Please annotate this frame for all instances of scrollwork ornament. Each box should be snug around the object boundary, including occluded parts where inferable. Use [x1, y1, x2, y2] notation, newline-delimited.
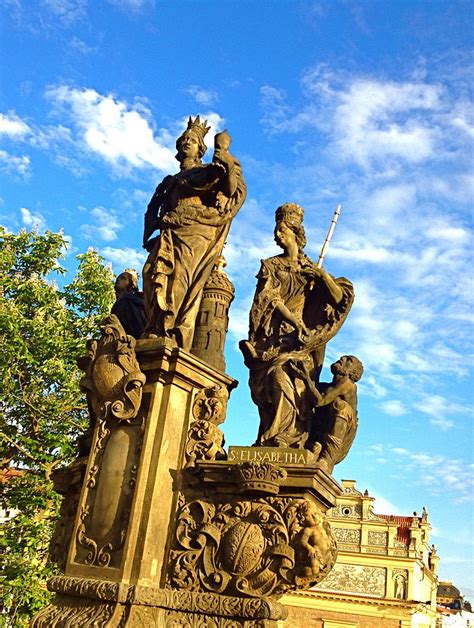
[76, 506, 128, 568]
[185, 419, 226, 466]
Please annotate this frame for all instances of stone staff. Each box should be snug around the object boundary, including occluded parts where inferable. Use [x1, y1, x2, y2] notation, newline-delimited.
[316, 204, 341, 268]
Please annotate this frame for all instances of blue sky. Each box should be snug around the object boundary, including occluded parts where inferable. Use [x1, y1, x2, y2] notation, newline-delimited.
[1, 0, 473, 597]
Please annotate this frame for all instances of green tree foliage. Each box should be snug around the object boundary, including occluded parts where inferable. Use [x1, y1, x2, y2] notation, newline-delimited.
[0, 227, 115, 625]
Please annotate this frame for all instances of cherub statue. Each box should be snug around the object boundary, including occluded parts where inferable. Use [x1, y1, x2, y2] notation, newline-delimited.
[142, 116, 246, 350]
[293, 500, 336, 584]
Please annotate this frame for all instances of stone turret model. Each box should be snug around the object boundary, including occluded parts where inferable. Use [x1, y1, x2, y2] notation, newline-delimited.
[191, 255, 235, 372]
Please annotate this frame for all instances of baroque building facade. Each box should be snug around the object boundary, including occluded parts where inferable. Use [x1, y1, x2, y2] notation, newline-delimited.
[281, 479, 439, 628]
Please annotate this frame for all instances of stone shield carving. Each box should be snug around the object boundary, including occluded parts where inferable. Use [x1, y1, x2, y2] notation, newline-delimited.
[79, 314, 146, 423]
[168, 494, 337, 598]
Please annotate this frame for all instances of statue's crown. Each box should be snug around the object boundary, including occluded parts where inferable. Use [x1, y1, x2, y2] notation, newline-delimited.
[275, 202, 304, 228]
[185, 115, 211, 142]
[123, 268, 139, 289]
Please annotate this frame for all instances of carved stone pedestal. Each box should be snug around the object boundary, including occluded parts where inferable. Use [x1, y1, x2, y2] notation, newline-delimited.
[33, 333, 341, 627]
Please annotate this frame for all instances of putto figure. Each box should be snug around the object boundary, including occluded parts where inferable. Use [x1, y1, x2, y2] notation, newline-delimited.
[240, 203, 354, 449]
[142, 116, 246, 350]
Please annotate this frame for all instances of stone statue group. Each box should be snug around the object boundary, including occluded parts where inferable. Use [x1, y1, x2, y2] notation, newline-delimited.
[113, 116, 363, 475]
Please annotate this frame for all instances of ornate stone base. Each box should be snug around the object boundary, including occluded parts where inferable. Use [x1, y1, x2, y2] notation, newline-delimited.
[32, 576, 287, 627]
[32, 336, 342, 627]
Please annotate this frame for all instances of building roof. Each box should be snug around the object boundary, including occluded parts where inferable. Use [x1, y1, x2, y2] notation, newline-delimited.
[437, 582, 461, 598]
[378, 514, 420, 546]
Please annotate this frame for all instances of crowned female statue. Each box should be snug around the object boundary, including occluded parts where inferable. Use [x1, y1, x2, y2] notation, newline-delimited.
[142, 116, 246, 350]
[240, 203, 354, 449]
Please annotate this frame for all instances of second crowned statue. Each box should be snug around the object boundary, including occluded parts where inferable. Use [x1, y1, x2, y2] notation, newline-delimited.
[142, 116, 246, 350]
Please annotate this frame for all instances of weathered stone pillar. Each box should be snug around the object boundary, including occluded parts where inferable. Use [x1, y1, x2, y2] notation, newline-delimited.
[32, 336, 238, 625]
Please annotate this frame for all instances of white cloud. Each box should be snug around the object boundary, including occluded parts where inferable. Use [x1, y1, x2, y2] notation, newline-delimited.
[68, 36, 97, 55]
[380, 400, 407, 417]
[106, 0, 152, 10]
[80, 206, 122, 242]
[0, 149, 31, 177]
[389, 446, 474, 503]
[261, 68, 447, 171]
[40, 0, 87, 25]
[186, 85, 219, 107]
[0, 112, 31, 138]
[46, 86, 177, 174]
[101, 246, 147, 273]
[413, 394, 471, 431]
[20, 207, 46, 230]
[371, 493, 403, 516]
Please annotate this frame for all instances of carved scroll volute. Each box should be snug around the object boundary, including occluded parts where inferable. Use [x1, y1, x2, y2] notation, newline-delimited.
[79, 314, 146, 423]
[185, 385, 229, 466]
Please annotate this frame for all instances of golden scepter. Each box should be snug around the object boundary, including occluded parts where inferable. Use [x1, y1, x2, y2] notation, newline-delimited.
[316, 204, 341, 268]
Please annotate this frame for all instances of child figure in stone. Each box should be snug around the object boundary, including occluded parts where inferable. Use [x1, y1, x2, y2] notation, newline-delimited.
[294, 501, 334, 584]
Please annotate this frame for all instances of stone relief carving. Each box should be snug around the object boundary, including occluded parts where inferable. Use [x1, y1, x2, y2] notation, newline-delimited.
[332, 527, 361, 544]
[233, 461, 287, 495]
[142, 117, 246, 351]
[240, 203, 354, 450]
[168, 494, 337, 598]
[316, 564, 387, 597]
[341, 485, 362, 496]
[31, 595, 124, 627]
[185, 385, 229, 466]
[72, 376, 148, 571]
[38, 576, 287, 626]
[193, 385, 228, 425]
[368, 530, 388, 546]
[366, 505, 386, 522]
[394, 538, 408, 548]
[74, 415, 145, 569]
[48, 458, 87, 571]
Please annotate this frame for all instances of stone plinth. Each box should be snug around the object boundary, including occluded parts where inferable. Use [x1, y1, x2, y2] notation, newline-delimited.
[33, 340, 341, 627]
